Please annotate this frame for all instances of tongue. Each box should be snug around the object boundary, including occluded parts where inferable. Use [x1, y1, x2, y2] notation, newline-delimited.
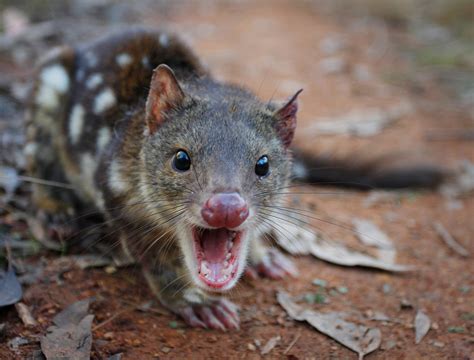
[201, 228, 229, 263]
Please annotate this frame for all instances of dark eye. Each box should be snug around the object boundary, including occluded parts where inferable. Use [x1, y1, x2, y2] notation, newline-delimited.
[173, 150, 191, 172]
[255, 155, 270, 177]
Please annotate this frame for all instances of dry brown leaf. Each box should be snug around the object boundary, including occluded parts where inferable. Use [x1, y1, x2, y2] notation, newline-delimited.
[41, 299, 93, 360]
[414, 310, 430, 344]
[353, 218, 397, 264]
[277, 291, 381, 359]
[273, 220, 411, 272]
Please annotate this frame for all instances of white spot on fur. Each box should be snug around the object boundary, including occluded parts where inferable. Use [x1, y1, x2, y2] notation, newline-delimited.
[96, 127, 111, 153]
[35, 85, 59, 109]
[80, 153, 98, 201]
[24, 142, 38, 156]
[159, 33, 169, 47]
[86, 73, 103, 89]
[94, 88, 116, 114]
[108, 159, 128, 194]
[69, 105, 85, 144]
[35, 64, 70, 109]
[40, 65, 70, 93]
[116, 53, 132, 67]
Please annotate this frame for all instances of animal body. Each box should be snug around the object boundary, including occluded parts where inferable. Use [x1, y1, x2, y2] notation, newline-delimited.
[25, 28, 445, 330]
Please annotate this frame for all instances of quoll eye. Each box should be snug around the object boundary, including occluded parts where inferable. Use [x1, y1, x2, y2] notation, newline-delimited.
[173, 150, 191, 172]
[255, 155, 270, 177]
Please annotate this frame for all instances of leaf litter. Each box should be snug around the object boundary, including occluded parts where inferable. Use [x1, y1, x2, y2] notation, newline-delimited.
[277, 291, 381, 359]
[414, 310, 431, 344]
[0, 244, 22, 307]
[273, 219, 411, 272]
[40, 298, 94, 360]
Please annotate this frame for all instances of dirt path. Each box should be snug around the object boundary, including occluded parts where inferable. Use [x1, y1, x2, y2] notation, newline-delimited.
[1, 1, 473, 359]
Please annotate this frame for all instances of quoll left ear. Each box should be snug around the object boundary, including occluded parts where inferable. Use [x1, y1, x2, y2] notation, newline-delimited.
[145, 64, 185, 134]
[273, 89, 303, 148]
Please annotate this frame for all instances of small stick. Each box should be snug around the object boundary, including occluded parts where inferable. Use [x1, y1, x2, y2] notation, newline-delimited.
[433, 222, 469, 257]
[284, 331, 301, 355]
[15, 302, 38, 327]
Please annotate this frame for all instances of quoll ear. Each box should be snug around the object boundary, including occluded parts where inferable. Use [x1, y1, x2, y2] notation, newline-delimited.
[273, 89, 303, 148]
[145, 64, 185, 134]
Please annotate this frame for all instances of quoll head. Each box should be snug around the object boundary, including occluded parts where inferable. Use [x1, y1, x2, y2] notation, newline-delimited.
[141, 64, 302, 291]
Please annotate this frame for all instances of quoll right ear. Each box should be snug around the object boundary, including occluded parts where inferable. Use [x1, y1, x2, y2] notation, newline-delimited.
[272, 89, 303, 148]
[145, 64, 185, 134]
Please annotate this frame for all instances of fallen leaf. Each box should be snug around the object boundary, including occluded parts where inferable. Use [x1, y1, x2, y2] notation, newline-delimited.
[260, 335, 281, 355]
[414, 310, 430, 344]
[0, 265, 22, 307]
[309, 239, 411, 272]
[353, 218, 396, 264]
[278, 291, 381, 359]
[53, 299, 91, 327]
[40, 299, 94, 360]
[273, 221, 411, 272]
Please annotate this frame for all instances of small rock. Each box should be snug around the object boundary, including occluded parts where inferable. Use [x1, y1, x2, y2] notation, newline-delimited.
[103, 332, 114, 340]
[247, 343, 256, 351]
[400, 299, 413, 309]
[104, 266, 117, 274]
[161, 346, 171, 353]
[431, 340, 445, 348]
[8, 336, 29, 351]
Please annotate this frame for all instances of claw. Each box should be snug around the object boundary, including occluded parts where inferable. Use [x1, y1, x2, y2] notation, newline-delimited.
[196, 306, 226, 331]
[248, 249, 298, 280]
[173, 298, 240, 331]
[178, 307, 207, 329]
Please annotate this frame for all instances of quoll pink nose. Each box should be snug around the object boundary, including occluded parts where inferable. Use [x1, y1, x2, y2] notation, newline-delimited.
[201, 192, 249, 228]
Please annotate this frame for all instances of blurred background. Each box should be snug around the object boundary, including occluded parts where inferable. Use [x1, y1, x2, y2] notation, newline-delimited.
[0, 1, 472, 359]
[0, 0, 473, 166]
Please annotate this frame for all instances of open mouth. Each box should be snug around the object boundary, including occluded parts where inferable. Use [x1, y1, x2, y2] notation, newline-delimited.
[192, 227, 243, 289]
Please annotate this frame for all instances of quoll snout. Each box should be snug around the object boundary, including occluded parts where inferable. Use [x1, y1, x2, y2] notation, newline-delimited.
[201, 192, 249, 228]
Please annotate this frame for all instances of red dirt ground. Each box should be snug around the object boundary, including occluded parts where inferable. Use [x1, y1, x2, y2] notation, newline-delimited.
[1, 1, 473, 359]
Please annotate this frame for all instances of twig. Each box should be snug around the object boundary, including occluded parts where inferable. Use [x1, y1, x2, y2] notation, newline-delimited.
[433, 222, 469, 257]
[15, 302, 38, 326]
[284, 331, 301, 355]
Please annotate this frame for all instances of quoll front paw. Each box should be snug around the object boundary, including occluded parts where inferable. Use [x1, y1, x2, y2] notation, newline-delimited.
[176, 297, 240, 331]
[246, 248, 298, 280]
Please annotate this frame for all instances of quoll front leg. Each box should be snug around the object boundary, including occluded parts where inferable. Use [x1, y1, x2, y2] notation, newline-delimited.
[246, 234, 298, 280]
[143, 263, 240, 330]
